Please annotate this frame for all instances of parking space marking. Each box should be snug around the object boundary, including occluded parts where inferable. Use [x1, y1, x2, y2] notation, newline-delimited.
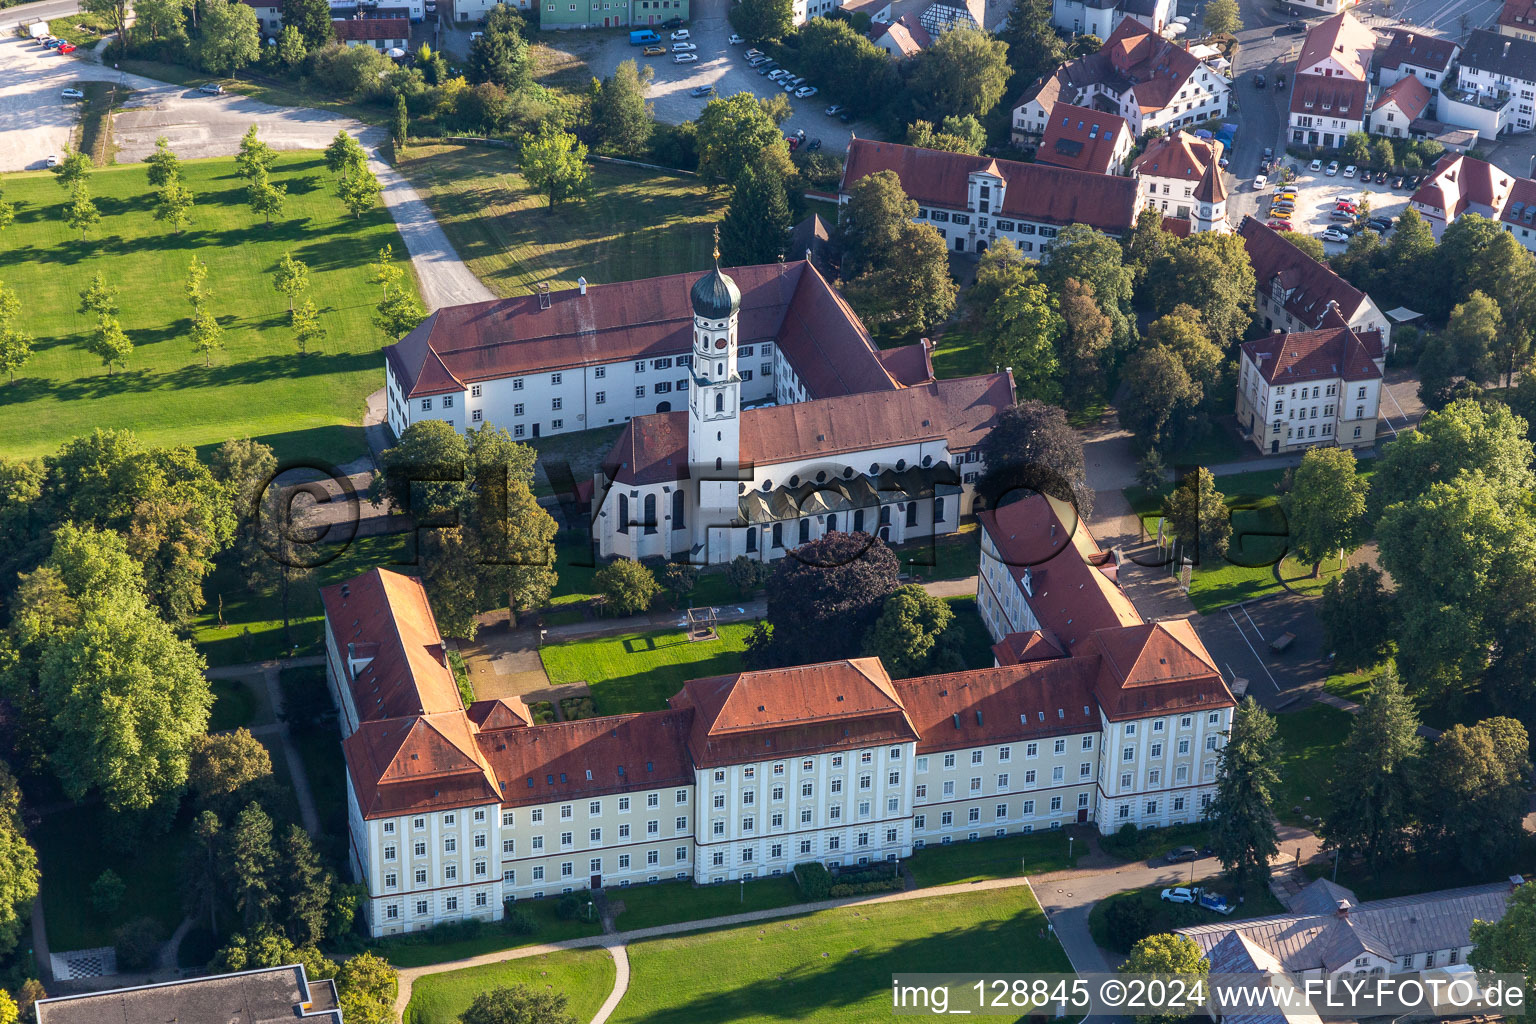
[1240, 603, 1267, 643]
[1225, 606, 1281, 694]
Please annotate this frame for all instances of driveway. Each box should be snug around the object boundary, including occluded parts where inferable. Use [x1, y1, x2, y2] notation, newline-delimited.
[0, 35, 492, 310]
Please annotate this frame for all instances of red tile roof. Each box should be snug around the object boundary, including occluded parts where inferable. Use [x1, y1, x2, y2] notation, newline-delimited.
[978, 494, 1141, 653]
[992, 630, 1066, 665]
[601, 372, 1013, 485]
[1036, 103, 1131, 175]
[479, 710, 696, 807]
[1373, 73, 1431, 120]
[1090, 620, 1229, 720]
[1288, 75, 1368, 120]
[1132, 131, 1221, 183]
[871, 14, 932, 54]
[1238, 217, 1375, 329]
[1411, 154, 1518, 222]
[841, 139, 1140, 235]
[385, 261, 898, 401]
[1500, 0, 1536, 32]
[1240, 324, 1384, 386]
[332, 17, 408, 40]
[876, 341, 935, 386]
[321, 569, 462, 723]
[1499, 176, 1536, 227]
[894, 661, 1098, 753]
[345, 712, 501, 818]
[1100, 17, 1205, 112]
[1376, 28, 1458, 72]
[1161, 216, 1192, 238]
[670, 660, 920, 767]
[1296, 11, 1376, 80]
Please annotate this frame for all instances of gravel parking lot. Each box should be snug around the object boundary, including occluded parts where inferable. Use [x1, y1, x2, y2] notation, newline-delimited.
[1249, 162, 1415, 253]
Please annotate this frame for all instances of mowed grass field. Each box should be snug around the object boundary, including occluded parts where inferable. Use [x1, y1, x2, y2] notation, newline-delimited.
[404, 948, 616, 1024]
[0, 152, 417, 462]
[398, 144, 727, 296]
[539, 622, 756, 713]
[608, 886, 1068, 1024]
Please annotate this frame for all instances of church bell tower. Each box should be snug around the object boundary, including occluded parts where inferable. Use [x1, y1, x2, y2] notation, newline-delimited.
[687, 228, 742, 480]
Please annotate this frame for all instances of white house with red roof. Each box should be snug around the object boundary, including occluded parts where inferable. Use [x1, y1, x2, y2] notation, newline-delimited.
[1036, 103, 1135, 175]
[1130, 130, 1229, 232]
[325, 500, 1234, 933]
[1235, 315, 1386, 453]
[1501, 0, 1536, 40]
[332, 16, 410, 48]
[840, 138, 1144, 256]
[1374, 29, 1459, 91]
[1370, 75, 1431, 138]
[870, 14, 932, 58]
[1409, 154, 1536, 251]
[1238, 217, 1392, 348]
[1288, 11, 1374, 147]
[1011, 18, 1231, 141]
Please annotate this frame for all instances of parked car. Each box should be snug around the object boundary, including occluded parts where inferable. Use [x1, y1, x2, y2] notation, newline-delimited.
[785, 135, 801, 151]
[1309, 158, 1323, 171]
[796, 85, 817, 98]
[1253, 174, 1267, 190]
[61, 87, 84, 99]
[1281, 19, 1306, 32]
[1268, 219, 1293, 231]
[57, 41, 76, 53]
[1375, 169, 1389, 183]
[838, 112, 852, 122]
[45, 154, 60, 167]
[1329, 210, 1357, 222]
[644, 45, 666, 55]
[673, 53, 697, 63]
[1269, 208, 1293, 220]
[745, 47, 763, 58]
[769, 69, 789, 80]
[1392, 175, 1406, 189]
[672, 41, 696, 52]
[37, 35, 52, 46]
[198, 82, 225, 95]
[1343, 164, 1357, 178]
[1253, 72, 1265, 88]
[1368, 216, 1394, 231]
[1274, 188, 1297, 199]
[825, 103, 844, 116]
[1165, 847, 1200, 864]
[1161, 887, 1198, 904]
[469, 30, 483, 40]
[1322, 227, 1351, 243]
[689, 84, 714, 97]
[670, 28, 690, 39]
[807, 137, 822, 150]
[757, 63, 777, 75]
[1263, 146, 1274, 160]
[661, 15, 683, 27]
[728, 33, 744, 43]
[1326, 161, 1340, 175]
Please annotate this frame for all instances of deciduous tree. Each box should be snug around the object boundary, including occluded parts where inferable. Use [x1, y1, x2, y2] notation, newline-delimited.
[461, 985, 576, 1024]
[977, 400, 1092, 516]
[1320, 565, 1394, 669]
[1120, 934, 1209, 1024]
[909, 27, 1010, 120]
[77, 271, 119, 319]
[336, 163, 382, 219]
[728, 0, 793, 42]
[154, 179, 195, 234]
[64, 182, 100, 240]
[1202, 0, 1241, 33]
[1145, 233, 1256, 346]
[1058, 278, 1112, 411]
[1369, 399, 1534, 515]
[88, 314, 131, 374]
[273, 252, 309, 312]
[196, 0, 260, 73]
[594, 558, 659, 615]
[1164, 467, 1230, 562]
[291, 299, 326, 355]
[1038, 224, 1135, 352]
[146, 136, 181, 188]
[186, 253, 210, 309]
[862, 584, 960, 678]
[374, 288, 425, 341]
[1209, 697, 1281, 893]
[1119, 345, 1200, 453]
[0, 764, 38, 960]
[190, 307, 224, 364]
[590, 59, 654, 156]
[1419, 717, 1530, 872]
[519, 125, 589, 208]
[844, 221, 957, 336]
[837, 169, 915, 275]
[187, 729, 273, 815]
[236, 125, 278, 181]
[50, 148, 90, 191]
[695, 92, 786, 184]
[334, 952, 397, 1024]
[324, 130, 368, 175]
[1283, 446, 1368, 576]
[247, 168, 286, 227]
[751, 532, 900, 667]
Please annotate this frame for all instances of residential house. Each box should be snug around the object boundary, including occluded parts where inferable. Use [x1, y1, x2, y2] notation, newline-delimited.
[36, 965, 343, 1024]
[1182, 876, 1523, 986]
[1287, 0, 1360, 14]
[1294, 10, 1374, 81]
[841, 138, 1144, 255]
[332, 16, 410, 48]
[1234, 314, 1386, 453]
[1500, 0, 1536, 41]
[1409, 153, 1536, 252]
[1012, 18, 1231, 140]
[1130, 130, 1229, 232]
[842, 0, 893, 22]
[1035, 103, 1135, 175]
[326, 497, 1235, 935]
[1370, 74, 1431, 137]
[1373, 28, 1458, 91]
[474, 0, 688, 29]
[1289, 75, 1370, 147]
[1050, 0, 1175, 40]
[241, 0, 284, 34]
[870, 14, 932, 58]
[1237, 217, 1393, 347]
[1441, 28, 1536, 137]
[918, 0, 984, 34]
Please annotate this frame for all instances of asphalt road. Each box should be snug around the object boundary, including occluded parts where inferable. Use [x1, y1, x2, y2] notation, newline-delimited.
[0, 0, 82, 32]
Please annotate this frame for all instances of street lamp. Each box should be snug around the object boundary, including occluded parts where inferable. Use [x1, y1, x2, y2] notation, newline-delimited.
[740, 877, 745, 903]
[1068, 835, 1075, 863]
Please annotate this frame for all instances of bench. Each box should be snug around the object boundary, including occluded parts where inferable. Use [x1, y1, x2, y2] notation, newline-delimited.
[1269, 631, 1296, 654]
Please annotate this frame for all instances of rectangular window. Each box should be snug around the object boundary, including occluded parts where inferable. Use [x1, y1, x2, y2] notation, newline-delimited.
[551, 373, 562, 385]
[595, 391, 606, 404]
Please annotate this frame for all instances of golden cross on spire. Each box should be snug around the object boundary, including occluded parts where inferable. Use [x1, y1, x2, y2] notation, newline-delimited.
[713, 224, 720, 263]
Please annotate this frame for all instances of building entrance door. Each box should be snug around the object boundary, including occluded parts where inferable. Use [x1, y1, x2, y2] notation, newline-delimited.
[590, 874, 601, 890]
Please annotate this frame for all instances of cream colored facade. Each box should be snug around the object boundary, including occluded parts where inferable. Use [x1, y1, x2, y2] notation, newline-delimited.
[913, 737, 1097, 842]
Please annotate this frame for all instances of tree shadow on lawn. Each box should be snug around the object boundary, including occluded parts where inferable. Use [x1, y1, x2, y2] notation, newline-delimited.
[20, 348, 377, 400]
[618, 905, 1057, 1024]
[585, 644, 750, 714]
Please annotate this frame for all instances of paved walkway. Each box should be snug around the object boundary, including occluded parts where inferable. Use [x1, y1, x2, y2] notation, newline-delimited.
[209, 657, 326, 834]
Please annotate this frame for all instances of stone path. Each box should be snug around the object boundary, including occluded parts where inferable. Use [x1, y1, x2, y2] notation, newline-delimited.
[209, 657, 326, 835]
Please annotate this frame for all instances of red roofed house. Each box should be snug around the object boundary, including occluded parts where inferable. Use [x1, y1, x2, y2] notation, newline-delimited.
[1289, 11, 1375, 147]
[870, 14, 932, 58]
[326, 500, 1232, 933]
[1374, 28, 1459, 91]
[1501, 0, 1536, 41]
[1036, 103, 1135, 176]
[1130, 130, 1229, 232]
[1011, 17, 1231, 140]
[1370, 74, 1431, 138]
[840, 138, 1144, 257]
[332, 17, 410, 49]
[1409, 153, 1536, 249]
[1235, 314, 1386, 452]
[1238, 216, 1392, 348]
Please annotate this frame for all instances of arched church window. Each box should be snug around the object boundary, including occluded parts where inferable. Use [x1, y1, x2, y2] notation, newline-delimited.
[816, 471, 826, 483]
[643, 494, 657, 535]
[921, 455, 932, 468]
[716, 457, 722, 470]
[673, 490, 686, 529]
[789, 475, 800, 487]
[896, 459, 907, 471]
[715, 393, 724, 413]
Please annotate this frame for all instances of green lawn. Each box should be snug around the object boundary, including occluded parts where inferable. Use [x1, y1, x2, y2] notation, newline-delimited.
[893, 524, 979, 582]
[905, 829, 1080, 888]
[404, 948, 617, 1024]
[539, 622, 757, 714]
[398, 144, 727, 296]
[1323, 663, 1388, 704]
[612, 875, 805, 932]
[925, 323, 988, 379]
[1272, 703, 1353, 827]
[208, 677, 258, 732]
[192, 532, 415, 667]
[546, 534, 756, 614]
[0, 152, 416, 464]
[34, 804, 192, 950]
[42, 11, 114, 48]
[609, 886, 1069, 1024]
[1088, 877, 1286, 954]
[370, 897, 604, 968]
[1098, 821, 1212, 863]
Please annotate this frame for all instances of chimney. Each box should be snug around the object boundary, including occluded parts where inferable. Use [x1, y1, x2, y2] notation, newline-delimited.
[1336, 899, 1352, 918]
[578, 276, 587, 296]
